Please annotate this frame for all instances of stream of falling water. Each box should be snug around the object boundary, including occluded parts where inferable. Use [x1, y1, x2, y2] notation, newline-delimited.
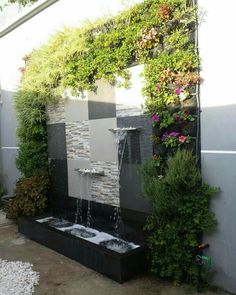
[76, 172, 91, 225]
[111, 130, 128, 235]
[75, 173, 84, 224]
[86, 200, 91, 227]
[75, 198, 83, 224]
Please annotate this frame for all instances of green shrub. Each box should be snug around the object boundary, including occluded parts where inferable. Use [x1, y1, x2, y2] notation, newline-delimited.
[16, 141, 48, 178]
[142, 150, 218, 284]
[6, 171, 49, 219]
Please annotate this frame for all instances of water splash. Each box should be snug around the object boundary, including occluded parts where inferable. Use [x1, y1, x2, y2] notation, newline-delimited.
[100, 238, 133, 253]
[75, 198, 83, 224]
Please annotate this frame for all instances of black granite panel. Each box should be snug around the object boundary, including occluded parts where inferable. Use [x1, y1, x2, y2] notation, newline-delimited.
[88, 101, 116, 120]
[48, 159, 68, 211]
[117, 115, 152, 164]
[47, 123, 67, 159]
[130, 132, 141, 164]
[120, 163, 152, 214]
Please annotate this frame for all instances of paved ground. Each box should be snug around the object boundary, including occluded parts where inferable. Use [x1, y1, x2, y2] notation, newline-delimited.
[0, 214, 231, 295]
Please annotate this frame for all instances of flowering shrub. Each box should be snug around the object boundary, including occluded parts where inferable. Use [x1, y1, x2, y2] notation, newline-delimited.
[162, 132, 190, 148]
[151, 110, 175, 129]
[174, 71, 200, 88]
[175, 87, 188, 101]
[152, 109, 194, 130]
[137, 28, 160, 50]
[175, 109, 195, 123]
[151, 114, 159, 126]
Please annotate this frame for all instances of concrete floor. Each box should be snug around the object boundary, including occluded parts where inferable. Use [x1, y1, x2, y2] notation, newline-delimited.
[0, 216, 231, 295]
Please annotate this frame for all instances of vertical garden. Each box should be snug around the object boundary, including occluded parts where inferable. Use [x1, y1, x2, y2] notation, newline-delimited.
[7, 0, 218, 285]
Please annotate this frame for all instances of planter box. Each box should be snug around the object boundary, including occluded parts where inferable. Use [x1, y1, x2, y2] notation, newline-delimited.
[18, 216, 147, 283]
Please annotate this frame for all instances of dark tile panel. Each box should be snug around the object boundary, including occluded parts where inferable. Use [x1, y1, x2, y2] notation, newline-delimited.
[119, 163, 152, 214]
[47, 123, 67, 159]
[117, 115, 152, 164]
[48, 159, 68, 211]
[88, 101, 116, 120]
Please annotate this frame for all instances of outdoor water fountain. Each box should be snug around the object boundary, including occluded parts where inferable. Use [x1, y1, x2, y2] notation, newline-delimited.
[18, 122, 146, 282]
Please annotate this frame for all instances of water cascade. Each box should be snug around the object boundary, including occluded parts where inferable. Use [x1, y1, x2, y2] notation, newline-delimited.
[75, 168, 104, 227]
[109, 127, 141, 236]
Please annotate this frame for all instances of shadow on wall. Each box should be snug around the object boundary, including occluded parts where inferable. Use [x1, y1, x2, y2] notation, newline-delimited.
[0, 89, 21, 194]
[201, 104, 236, 293]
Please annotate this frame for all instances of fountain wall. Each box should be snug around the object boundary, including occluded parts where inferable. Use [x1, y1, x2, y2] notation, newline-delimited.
[47, 65, 152, 217]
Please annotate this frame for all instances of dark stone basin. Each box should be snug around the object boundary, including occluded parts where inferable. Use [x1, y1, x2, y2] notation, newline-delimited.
[100, 238, 133, 253]
[18, 216, 147, 283]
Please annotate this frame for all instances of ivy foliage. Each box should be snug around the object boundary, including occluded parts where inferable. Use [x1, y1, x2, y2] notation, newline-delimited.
[142, 150, 218, 284]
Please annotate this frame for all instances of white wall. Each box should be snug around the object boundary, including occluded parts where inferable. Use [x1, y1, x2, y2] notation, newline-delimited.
[0, 0, 142, 193]
[198, 0, 236, 293]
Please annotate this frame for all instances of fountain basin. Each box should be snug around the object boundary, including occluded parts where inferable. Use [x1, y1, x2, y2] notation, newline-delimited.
[40, 217, 73, 228]
[66, 228, 96, 239]
[100, 239, 133, 254]
[18, 215, 147, 283]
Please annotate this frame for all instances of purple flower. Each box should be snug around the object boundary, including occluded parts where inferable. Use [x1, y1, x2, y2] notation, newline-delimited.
[151, 114, 159, 123]
[162, 132, 169, 141]
[169, 132, 179, 137]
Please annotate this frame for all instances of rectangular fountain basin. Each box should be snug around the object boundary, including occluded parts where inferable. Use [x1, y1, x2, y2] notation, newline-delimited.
[18, 216, 147, 283]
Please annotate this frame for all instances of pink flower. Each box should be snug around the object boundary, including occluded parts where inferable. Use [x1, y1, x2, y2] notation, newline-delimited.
[179, 135, 186, 143]
[151, 114, 159, 122]
[156, 84, 161, 92]
[175, 88, 183, 95]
